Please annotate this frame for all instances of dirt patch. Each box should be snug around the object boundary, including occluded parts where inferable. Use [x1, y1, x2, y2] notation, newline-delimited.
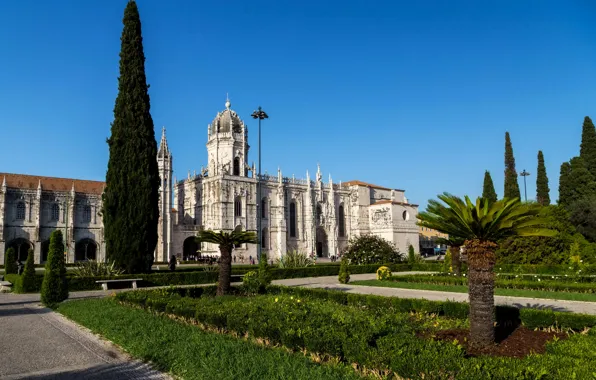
[427, 327, 568, 358]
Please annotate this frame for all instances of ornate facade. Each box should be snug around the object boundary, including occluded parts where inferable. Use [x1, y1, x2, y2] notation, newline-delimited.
[0, 99, 420, 265]
[156, 99, 420, 262]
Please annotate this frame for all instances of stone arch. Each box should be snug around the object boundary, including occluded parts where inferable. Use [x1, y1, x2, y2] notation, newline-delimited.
[261, 227, 269, 250]
[7, 238, 33, 262]
[183, 236, 199, 261]
[233, 157, 240, 176]
[316, 227, 328, 258]
[338, 203, 346, 237]
[261, 196, 268, 218]
[316, 203, 323, 225]
[75, 238, 97, 261]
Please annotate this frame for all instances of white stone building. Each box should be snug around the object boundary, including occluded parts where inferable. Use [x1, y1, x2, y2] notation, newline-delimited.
[156, 99, 420, 262]
[0, 99, 420, 265]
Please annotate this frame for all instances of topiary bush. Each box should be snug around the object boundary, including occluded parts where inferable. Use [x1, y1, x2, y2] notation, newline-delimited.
[258, 252, 272, 289]
[4, 247, 17, 275]
[338, 257, 350, 284]
[41, 230, 68, 307]
[342, 234, 403, 264]
[242, 271, 260, 294]
[20, 249, 37, 293]
[407, 244, 421, 264]
[376, 266, 392, 281]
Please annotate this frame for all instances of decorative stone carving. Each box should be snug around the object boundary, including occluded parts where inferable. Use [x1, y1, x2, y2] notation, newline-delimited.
[371, 207, 391, 227]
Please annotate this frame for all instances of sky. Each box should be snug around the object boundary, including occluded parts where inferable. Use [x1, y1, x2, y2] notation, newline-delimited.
[0, 0, 595, 209]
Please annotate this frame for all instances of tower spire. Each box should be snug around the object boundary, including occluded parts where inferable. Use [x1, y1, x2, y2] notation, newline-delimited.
[158, 126, 169, 157]
[225, 93, 231, 109]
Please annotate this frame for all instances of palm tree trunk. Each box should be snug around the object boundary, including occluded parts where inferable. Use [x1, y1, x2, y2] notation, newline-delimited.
[450, 246, 461, 276]
[217, 245, 232, 296]
[466, 239, 497, 354]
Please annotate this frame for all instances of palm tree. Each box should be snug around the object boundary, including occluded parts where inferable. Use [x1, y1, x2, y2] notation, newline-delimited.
[196, 229, 258, 296]
[417, 193, 555, 353]
[435, 236, 465, 276]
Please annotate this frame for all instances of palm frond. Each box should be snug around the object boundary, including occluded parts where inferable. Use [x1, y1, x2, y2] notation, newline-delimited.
[196, 229, 258, 249]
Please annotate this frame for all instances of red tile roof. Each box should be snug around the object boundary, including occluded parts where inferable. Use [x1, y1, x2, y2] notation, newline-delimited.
[0, 173, 105, 195]
[343, 180, 404, 192]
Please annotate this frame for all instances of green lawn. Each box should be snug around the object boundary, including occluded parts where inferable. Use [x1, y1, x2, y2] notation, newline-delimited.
[57, 298, 363, 380]
[351, 280, 596, 302]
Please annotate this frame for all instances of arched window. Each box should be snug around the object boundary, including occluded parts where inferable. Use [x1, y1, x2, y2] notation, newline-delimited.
[233, 157, 240, 176]
[261, 197, 267, 218]
[75, 239, 97, 261]
[234, 197, 242, 217]
[16, 202, 26, 220]
[261, 228, 268, 249]
[316, 204, 322, 224]
[83, 206, 92, 223]
[289, 202, 297, 237]
[51, 203, 60, 221]
[338, 204, 345, 237]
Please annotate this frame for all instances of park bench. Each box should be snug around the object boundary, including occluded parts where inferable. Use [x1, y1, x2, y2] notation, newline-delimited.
[0, 280, 12, 292]
[96, 278, 142, 291]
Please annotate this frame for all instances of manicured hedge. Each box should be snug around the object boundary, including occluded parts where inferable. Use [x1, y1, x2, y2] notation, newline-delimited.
[386, 274, 596, 293]
[115, 286, 596, 380]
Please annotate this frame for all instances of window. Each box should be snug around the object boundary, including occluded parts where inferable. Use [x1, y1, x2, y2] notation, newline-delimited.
[233, 157, 240, 176]
[403, 210, 410, 221]
[51, 203, 60, 221]
[338, 205, 345, 237]
[289, 202, 297, 237]
[83, 206, 92, 223]
[16, 202, 25, 220]
[261, 197, 267, 218]
[234, 197, 242, 217]
[316, 204, 322, 224]
[261, 228, 268, 249]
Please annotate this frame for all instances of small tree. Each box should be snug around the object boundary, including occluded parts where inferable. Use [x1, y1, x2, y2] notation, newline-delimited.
[504, 132, 521, 199]
[41, 230, 68, 307]
[536, 151, 551, 206]
[338, 257, 350, 284]
[482, 170, 498, 204]
[4, 247, 17, 275]
[343, 234, 402, 264]
[258, 251, 272, 289]
[21, 249, 37, 293]
[407, 244, 418, 264]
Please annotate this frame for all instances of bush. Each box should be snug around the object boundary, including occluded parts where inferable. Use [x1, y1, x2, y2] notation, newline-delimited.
[4, 247, 17, 275]
[40, 230, 68, 307]
[338, 257, 350, 284]
[376, 266, 392, 281]
[276, 250, 313, 268]
[443, 249, 452, 272]
[20, 249, 37, 293]
[258, 252, 272, 289]
[242, 271, 260, 294]
[407, 244, 420, 264]
[342, 234, 403, 264]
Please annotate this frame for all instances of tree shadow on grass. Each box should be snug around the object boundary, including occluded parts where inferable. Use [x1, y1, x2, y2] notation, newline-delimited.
[509, 302, 568, 313]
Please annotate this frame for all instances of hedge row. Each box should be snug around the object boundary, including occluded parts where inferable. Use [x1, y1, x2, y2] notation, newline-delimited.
[114, 286, 596, 379]
[386, 274, 596, 293]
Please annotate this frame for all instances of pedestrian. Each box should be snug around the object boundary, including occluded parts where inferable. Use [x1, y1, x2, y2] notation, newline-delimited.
[168, 255, 177, 271]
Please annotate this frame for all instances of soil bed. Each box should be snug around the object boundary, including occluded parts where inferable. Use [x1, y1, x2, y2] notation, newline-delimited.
[428, 327, 568, 358]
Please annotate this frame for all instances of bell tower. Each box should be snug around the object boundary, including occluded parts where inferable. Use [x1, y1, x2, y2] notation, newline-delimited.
[206, 96, 250, 177]
[157, 127, 173, 262]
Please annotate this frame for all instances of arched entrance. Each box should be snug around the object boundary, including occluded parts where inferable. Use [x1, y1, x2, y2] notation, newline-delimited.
[183, 236, 199, 261]
[7, 238, 33, 262]
[75, 239, 97, 261]
[316, 227, 328, 258]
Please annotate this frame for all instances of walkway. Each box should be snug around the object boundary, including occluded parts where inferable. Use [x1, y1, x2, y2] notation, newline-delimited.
[0, 299, 171, 379]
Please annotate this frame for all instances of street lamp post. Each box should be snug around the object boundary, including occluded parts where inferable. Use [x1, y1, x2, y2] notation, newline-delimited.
[520, 169, 530, 202]
[251, 106, 268, 263]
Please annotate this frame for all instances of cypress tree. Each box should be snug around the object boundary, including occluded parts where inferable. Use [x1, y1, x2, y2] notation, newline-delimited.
[558, 157, 596, 208]
[482, 170, 498, 204]
[580, 116, 596, 178]
[536, 150, 550, 206]
[40, 230, 68, 307]
[103, 0, 159, 273]
[4, 247, 17, 275]
[21, 249, 37, 293]
[504, 132, 521, 199]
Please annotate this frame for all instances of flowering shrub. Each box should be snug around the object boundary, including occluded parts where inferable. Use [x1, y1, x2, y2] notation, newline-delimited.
[342, 234, 403, 264]
[376, 266, 392, 281]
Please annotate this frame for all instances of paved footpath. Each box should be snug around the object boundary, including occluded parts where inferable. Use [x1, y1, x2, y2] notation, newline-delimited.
[2, 270, 596, 378]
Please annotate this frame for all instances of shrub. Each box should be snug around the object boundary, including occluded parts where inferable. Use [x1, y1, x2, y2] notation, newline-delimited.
[40, 230, 68, 307]
[276, 250, 313, 268]
[338, 257, 350, 284]
[376, 266, 392, 281]
[20, 249, 37, 293]
[407, 244, 419, 264]
[4, 247, 17, 275]
[443, 249, 452, 272]
[258, 252, 272, 289]
[342, 234, 403, 264]
[72, 260, 124, 277]
[242, 271, 260, 294]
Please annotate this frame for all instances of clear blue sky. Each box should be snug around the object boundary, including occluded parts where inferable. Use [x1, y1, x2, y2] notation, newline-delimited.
[1, 0, 595, 209]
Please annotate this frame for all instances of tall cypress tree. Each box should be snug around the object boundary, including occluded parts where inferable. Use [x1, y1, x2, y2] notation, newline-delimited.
[103, 0, 159, 273]
[558, 161, 572, 206]
[482, 170, 497, 204]
[536, 150, 550, 206]
[558, 157, 596, 208]
[504, 132, 521, 199]
[580, 116, 596, 178]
